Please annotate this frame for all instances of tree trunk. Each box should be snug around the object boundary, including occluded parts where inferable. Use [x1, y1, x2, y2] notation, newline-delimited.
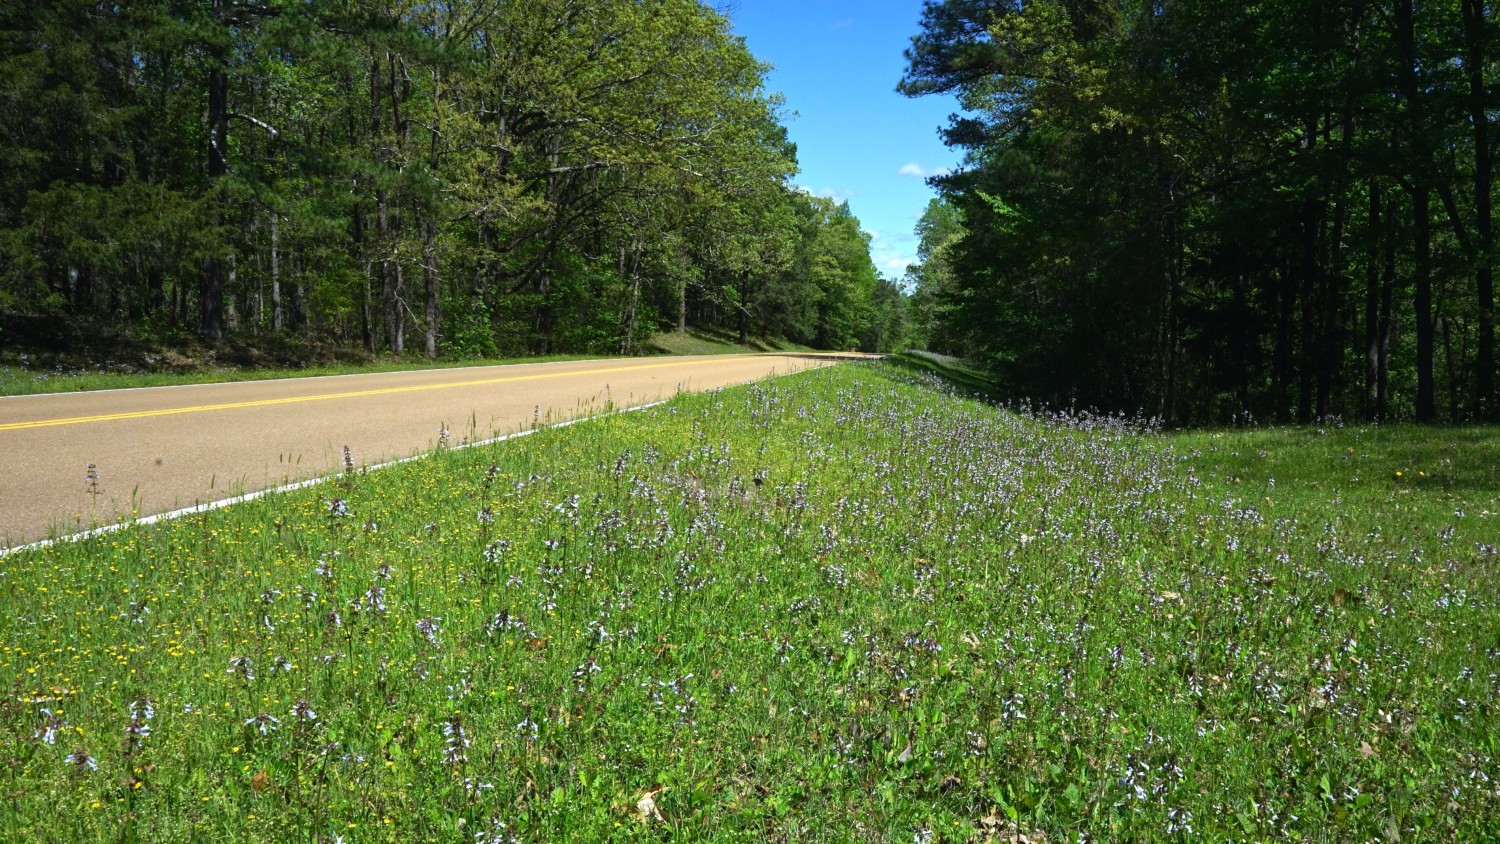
[1298, 207, 1317, 424]
[424, 219, 439, 359]
[200, 5, 229, 343]
[1413, 184, 1435, 421]
[148, 269, 164, 320]
[620, 240, 643, 355]
[533, 261, 553, 355]
[204, 60, 229, 340]
[1442, 310, 1460, 421]
[1465, 0, 1494, 418]
[224, 255, 239, 332]
[74, 264, 94, 313]
[423, 64, 444, 361]
[392, 260, 406, 355]
[1397, 0, 1435, 421]
[1379, 199, 1396, 420]
[1320, 95, 1357, 420]
[1365, 181, 1382, 417]
[1162, 161, 1182, 424]
[1272, 270, 1296, 423]
[362, 266, 375, 354]
[738, 272, 750, 346]
[270, 212, 282, 331]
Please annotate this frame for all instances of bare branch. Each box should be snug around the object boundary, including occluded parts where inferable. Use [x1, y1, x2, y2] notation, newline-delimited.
[228, 113, 281, 139]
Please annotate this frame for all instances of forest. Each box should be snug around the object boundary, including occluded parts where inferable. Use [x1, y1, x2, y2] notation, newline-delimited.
[903, 0, 1500, 424]
[0, 0, 902, 359]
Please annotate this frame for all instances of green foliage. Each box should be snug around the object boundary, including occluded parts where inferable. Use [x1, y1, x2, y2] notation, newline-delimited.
[0, 0, 904, 359]
[904, 0, 1500, 424]
[440, 297, 501, 361]
[905, 197, 967, 354]
[1, 363, 1496, 839]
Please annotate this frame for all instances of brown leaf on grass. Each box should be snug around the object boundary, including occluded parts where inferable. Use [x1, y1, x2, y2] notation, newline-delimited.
[250, 769, 271, 794]
[977, 808, 1049, 843]
[1359, 740, 1378, 759]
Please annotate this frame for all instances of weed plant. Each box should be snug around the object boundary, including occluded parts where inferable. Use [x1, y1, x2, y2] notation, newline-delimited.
[0, 363, 1496, 841]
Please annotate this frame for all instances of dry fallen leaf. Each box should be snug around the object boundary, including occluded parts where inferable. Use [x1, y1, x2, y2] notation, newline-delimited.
[637, 787, 666, 825]
[978, 808, 1049, 844]
[895, 739, 913, 764]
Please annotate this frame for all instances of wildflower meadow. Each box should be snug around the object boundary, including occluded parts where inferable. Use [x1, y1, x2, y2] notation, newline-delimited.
[1, 362, 1496, 842]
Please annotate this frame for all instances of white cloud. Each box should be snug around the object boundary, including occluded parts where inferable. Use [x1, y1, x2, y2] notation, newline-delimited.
[899, 163, 951, 179]
[869, 234, 917, 279]
[796, 184, 856, 202]
[830, 17, 855, 31]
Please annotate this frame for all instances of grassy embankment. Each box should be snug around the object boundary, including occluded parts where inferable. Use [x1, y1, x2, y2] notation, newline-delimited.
[642, 328, 816, 358]
[0, 314, 812, 397]
[1, 362, 1496, 841]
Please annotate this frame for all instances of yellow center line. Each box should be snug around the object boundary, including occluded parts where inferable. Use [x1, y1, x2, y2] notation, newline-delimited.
[0, 358, 732, 432]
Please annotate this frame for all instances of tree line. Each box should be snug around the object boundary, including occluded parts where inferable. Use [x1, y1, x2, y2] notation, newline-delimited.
[0, 0, 903, 357]
[902, 0, 1497, 423]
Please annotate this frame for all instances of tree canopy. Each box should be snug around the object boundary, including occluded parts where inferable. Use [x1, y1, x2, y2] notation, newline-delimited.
[0, 0, 905, 356]
[903, 0, 1499, 423]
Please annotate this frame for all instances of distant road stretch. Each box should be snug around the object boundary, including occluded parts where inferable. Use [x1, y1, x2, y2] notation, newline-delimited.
[0, 353, 858, 549]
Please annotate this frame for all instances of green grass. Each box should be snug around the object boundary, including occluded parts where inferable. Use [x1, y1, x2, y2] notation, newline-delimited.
[1, 363, 1497, 841]
[644, 328, 816, 357]
[887, 351, 997, 395]
[0, 354, 627, 398]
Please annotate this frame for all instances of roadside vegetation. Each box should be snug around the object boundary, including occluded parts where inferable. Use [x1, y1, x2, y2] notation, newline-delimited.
[903, 1, 1499, 426]
[0, 314, 814, 398]
[1, 2, 905, 362]
[885, 352, 998, 397]
[1, 362, 1496, 841]
[0, 354, 622, 399]
[643, 329, 817, 359]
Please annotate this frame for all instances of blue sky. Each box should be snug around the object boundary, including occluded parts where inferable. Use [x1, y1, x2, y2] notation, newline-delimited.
[724, 1, 961, 280]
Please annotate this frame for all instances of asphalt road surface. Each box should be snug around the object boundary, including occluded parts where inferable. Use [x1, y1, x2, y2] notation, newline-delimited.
[0, 353, 853, 549]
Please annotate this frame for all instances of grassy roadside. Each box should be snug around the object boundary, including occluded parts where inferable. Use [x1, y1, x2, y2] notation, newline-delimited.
[885, 351, 997, 395]
[644, 327, 817, 357]
[0, 324, 811, 398]
[0, 353, 628, 398]
[1, 362, 1496, 841]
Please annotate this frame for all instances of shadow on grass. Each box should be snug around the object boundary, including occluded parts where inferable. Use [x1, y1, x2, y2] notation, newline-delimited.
[883, 351, 998, 397]
[645, 327, 815, 356]
[1181, 423, 1500, 497]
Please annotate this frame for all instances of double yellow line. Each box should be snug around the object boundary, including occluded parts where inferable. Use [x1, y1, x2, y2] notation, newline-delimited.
[0, 359, 717, 432]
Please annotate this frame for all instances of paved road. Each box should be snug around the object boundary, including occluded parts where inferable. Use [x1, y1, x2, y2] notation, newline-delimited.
[0, 353, 852, 549]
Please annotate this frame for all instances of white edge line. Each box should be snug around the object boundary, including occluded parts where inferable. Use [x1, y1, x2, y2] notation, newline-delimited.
[1, 398, 671, 557]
